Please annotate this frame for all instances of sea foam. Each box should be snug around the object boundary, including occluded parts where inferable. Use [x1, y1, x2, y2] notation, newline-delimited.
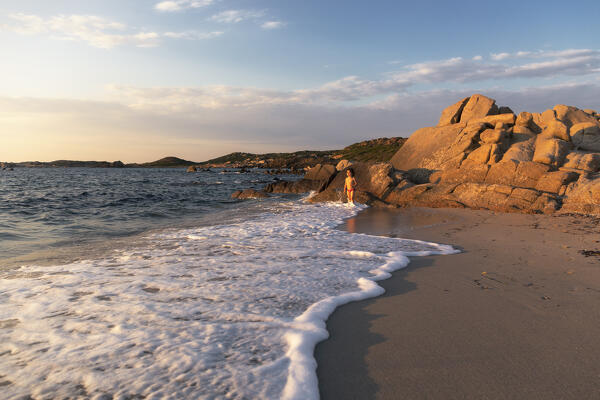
[0, 199, 457, 399]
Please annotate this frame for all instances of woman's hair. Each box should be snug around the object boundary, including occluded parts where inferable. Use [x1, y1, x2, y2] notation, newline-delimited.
[347, 168, 355, 177]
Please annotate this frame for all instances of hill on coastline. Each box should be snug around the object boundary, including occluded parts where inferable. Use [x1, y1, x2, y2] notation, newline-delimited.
[197, 137, 406, 169]
[138, 157, 197, 167]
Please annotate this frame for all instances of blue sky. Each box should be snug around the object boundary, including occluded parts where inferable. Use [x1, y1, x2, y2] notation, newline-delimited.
[1, 0, 600, 162]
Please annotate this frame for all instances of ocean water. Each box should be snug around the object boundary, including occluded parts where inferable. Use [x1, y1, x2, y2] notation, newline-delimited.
[0, 168, 457, 399]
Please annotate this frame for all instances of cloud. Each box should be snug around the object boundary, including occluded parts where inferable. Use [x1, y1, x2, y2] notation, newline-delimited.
[163, 30, 223, 40]
[1, 13, 222, 48]
[209, 10, 265, 23]
[5, 82, 600, 162]
[491, 49, 599, 60]
[154, 0, 215, 12]
[261, 21, 284, 30]
[2, 13, 154, 49]
[390, 49, 600, 83]
[490, 52, 511, 61]
[105, 48, 600, 108]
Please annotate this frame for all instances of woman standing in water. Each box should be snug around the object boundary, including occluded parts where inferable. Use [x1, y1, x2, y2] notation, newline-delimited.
[344, 168, 357, 204]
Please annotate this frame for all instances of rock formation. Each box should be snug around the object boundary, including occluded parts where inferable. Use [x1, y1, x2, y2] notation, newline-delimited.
[385, 94, 600, 214]
[231, 189, 269, 199]
[264, 163, 337, 194]
[235, 94, 600, 215]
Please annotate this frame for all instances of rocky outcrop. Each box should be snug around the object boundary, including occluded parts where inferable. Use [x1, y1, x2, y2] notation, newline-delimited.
[264, 164, 337, 194]
[303, 164, 336, 180]
[459, 94, 500, 123]
[562, 174, 600, 214]
[234, 94, 600, 215]
[385, 95, 600, 214]
[231, 189, 269, 199]
[309, 162, 400, 205]
[438, 97, 469, 126]
[336, 159, 353, 171]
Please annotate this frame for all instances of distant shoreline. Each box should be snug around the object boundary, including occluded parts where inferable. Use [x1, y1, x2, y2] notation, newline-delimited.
[0, 137, 405, 170]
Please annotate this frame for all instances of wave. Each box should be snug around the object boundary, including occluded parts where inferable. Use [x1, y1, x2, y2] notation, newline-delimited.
[0, 199, 457, 399]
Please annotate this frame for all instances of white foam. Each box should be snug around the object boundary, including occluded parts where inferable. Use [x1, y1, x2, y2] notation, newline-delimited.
[0, 200, 457, 399]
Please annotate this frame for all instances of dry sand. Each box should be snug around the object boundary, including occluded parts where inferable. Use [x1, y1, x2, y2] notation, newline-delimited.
[316, 207, 600, 399]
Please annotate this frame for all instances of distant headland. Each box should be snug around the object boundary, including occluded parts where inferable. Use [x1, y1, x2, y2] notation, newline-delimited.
[0, 137, 406, 170]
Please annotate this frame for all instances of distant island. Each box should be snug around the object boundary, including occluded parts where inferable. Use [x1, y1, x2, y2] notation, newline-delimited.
[1, 137, 406, 170]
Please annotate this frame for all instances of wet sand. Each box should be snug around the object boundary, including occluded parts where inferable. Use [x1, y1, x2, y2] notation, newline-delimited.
[316, 207, 600, 399]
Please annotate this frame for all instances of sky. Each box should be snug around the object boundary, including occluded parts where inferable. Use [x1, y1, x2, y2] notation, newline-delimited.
[1, 0, 600, 162]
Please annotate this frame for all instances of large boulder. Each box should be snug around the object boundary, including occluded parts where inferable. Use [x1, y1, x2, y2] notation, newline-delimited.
[438, 97, 470, 126]
[431, 163, 489, 184]
[561, 175, 600, 214]
[467, 113, 516, 127]
[390, 123, 468, 171]
[231, 189, 269, 199]
[541, 119, 570, 141]
[562, 151, 600, 172]
[264, 179, 323, 194]
[265, 163, 337, 194]
[553, 105, 598, 127]
[335, 159, 353, 171]
[465, 144, 503, 164]
[480, 129, 509, 144]
[571, 122, 600, 151]
[304, 164, 336, 181]
[502, 137, 535, 163]
[385, 181, 559, 214]
[532, 136, 571, 167]
[309, 162, 396, 204]
[459, 94, 499, 123]
[535, 171, 580, 194]
[513, 161, 552, 189]
[516, 111, 542, 133]
[391, 95, 509, 173]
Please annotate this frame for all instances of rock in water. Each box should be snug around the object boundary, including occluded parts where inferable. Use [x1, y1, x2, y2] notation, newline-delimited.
[264, 163, 337, 194]
[303, 164, 336, 180]
[231, 189, 269, 199]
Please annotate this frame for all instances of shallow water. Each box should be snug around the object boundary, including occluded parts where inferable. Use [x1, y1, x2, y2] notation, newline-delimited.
[0, 167, 293, 266]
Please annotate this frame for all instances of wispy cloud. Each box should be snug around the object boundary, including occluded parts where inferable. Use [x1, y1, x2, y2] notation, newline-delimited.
[105, 48, 600, 109]
[260, 21, 285, 30]
[391, 49, 600, 83]
[154, 0, 216, 12]
[163, 30, 224, 40]
[491, 49, 599, 60]
[1, 13, 222, 48]
[209, 10, 265, 24]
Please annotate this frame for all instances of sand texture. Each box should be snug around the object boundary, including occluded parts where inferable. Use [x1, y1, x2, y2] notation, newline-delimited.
[316, 207, 600, 399]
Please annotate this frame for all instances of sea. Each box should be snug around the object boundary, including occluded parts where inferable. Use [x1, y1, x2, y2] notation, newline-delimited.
[0, 167, 457, 400]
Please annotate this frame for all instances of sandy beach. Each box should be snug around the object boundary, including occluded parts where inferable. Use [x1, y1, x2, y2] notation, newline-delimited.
[316, 207, 600, 399]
